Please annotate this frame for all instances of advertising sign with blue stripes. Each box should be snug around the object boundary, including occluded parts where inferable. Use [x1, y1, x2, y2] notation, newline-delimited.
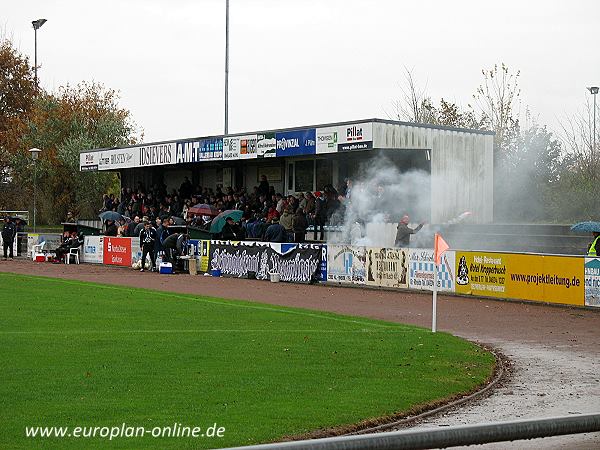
[408, 249, 456, 292]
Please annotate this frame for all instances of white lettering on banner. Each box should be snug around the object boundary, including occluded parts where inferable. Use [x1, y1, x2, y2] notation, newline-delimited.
[276, 137, 299, 150]
[108, 242, 127, 253]
[269, 254, 319, 282]
[211, 249, 261, 276]
[176, 142, 201, 164]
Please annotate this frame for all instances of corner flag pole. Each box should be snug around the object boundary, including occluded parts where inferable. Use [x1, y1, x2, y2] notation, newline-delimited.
[432, 233, 449, 333]
[432, 262, 438, 333]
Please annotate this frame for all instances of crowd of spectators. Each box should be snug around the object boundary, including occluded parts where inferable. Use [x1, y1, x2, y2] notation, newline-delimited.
[100, 175, 343, 243]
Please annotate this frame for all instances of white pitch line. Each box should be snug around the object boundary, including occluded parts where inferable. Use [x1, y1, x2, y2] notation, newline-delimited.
[0, 328, 416, 335]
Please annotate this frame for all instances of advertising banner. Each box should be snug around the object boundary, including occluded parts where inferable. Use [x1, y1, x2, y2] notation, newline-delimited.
[130, 237, 142, 264]
[455, 252, 584, 305]
[326, 245, 366, 284]
[103, 237, 132, 266]
[93, 142, 176, 171]
[337, 122, 373, 152]
[408, 249, 456, 292]
[275, 129, 316, 157]
[316, 126, 339, 154]
[82, 236, 103, 264]
[239, 135, 258, 159]
[79, 152, 99, 171]
[316, 122, 373, 154]
[223, 137, 240, 161]
[175, 138, 223, 163]
[585, 258, 600, 307]
[199, 240, 211, 272]
[200, 138, 224, 160]
[365, 247, 409, 288]
[208, 242, 322, 283]
[257, 132, 277, 158]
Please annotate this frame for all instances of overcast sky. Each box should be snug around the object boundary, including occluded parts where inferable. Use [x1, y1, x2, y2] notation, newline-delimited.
[3, 0, 598, 143]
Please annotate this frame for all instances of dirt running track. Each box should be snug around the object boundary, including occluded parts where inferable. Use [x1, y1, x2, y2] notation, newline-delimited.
[3, 260, 600, 449]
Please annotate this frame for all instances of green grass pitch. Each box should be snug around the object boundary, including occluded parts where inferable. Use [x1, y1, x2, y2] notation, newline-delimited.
[0, 273, 494, 449]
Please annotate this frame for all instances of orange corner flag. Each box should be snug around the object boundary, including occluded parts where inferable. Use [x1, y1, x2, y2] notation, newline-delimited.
[434, 233, 450, 266]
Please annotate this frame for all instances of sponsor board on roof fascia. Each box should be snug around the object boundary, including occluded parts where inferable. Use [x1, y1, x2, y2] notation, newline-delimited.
[79, 151, 99, 171]
[239, 135, 258, 159]
[316, 122, 373, 153]
[93, 142, 177, 170]
[275, 128, 316, 157]
[257, 132, 276, 158]
[175, 138, 223, 163]
[223, 136, 240, 160]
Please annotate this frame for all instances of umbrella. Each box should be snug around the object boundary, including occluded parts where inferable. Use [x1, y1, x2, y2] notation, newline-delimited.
[571, 221, 600, 233]
[210, 210, 243, 234]
[99, 211, 123, 222]
[188, 203, 219, 217]
[9, 216, 28, 225]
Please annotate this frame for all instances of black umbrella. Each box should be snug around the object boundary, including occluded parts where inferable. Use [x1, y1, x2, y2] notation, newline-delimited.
[9, 216, 27, 225]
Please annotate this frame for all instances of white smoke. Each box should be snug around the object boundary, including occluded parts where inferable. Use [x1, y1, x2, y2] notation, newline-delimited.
[330, 157, 432, 247]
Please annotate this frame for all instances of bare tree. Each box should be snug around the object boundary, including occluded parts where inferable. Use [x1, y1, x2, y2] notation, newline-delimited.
[390, 68, 436, 124]
[472, 63, 521, 157]
[559, 97, 600, 183]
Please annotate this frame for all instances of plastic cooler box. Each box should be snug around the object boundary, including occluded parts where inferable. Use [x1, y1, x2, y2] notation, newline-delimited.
[159, 262, 173, 274]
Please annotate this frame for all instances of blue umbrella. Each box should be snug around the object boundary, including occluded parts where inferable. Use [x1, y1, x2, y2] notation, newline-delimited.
[210, 210, 243, 234]
[571, 221, 600, 233]
[99, 211, 123, 222]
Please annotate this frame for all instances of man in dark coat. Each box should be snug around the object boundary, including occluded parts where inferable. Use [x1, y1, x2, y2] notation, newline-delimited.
[161, 233, 187, 264]
[265, 217, 288, 243]
[139, 221, 158, 272]
[104, 220, 118, 236]
[395, 215, 424, 247]
[257, 175, 270, 198]
[313, 193, 326, 241]
[2, 217, 17, 260]
[221, 217, 243, 240]
[292, 208, 308, 243]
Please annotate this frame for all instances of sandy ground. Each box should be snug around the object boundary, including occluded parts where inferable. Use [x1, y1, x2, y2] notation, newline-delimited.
[2, 259, 600, 449]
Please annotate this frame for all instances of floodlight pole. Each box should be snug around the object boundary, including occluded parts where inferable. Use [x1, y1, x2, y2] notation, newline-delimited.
[225, 0, 230, 135]
[588, 87, 599, 152]
[29, 148, 42, 232]
[32, 19, 47, 89]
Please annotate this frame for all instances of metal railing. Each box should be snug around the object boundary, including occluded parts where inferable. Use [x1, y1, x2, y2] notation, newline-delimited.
[222, 414, 600, 450]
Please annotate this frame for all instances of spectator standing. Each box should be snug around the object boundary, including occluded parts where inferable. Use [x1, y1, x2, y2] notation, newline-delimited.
[127, 216, 141, 237]
[313, 192, 326, 241]
[139, 221, 158, 272]
[292, 208, 308, 243]
[258, 175, 270, 198]
[394, 215, 424, 247]
[2, 218, 17, 260]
